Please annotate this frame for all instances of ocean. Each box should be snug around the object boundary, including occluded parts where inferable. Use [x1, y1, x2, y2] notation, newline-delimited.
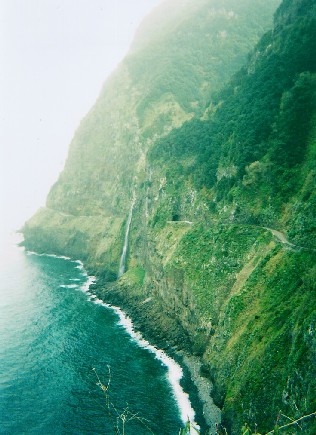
[0, 231, 197, 434]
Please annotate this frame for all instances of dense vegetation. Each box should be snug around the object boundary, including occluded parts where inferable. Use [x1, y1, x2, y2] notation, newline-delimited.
[127, 0, 280, 118]
[44, 0, 278, 219]
[149, 10, 316, 246]
[23, 0, 316, 433]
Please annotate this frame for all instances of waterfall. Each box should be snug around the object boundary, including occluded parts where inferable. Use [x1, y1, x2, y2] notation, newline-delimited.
[118, 194, 136, 278]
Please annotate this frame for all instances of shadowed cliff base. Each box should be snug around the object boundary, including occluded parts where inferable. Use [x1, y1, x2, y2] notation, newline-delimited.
[22, 0, 316, 433]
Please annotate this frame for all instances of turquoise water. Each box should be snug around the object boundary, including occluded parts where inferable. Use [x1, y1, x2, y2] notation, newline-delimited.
[0, 232, 187, 434]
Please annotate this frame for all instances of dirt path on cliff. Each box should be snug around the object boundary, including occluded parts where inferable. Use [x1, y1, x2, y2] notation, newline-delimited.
[212, 221, 316, 253]
[264, 227, 316, 253]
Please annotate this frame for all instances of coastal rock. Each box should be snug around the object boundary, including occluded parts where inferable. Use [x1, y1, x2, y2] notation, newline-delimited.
[22, 0, 316, 433]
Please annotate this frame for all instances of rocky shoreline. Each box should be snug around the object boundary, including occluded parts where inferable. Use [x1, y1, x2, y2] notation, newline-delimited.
[179, 353, 221, 433]
[91, 278, 222, 434]
[20, 234, 220, 434]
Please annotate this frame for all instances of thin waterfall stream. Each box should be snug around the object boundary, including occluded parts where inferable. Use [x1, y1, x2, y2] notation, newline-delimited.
[0, 231, 187, 434]
[118, 194, 136, 277]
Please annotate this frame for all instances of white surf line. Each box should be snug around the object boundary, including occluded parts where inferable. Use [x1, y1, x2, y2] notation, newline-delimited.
[24, 250, 97, 291]
[26, 250, 74, 262]
[85, 293, 200, 431]
[22, 246, 199, 432]
[112, 305, 199, 430]
[25, 251, 89, 274]
[81, 274, 96, 292]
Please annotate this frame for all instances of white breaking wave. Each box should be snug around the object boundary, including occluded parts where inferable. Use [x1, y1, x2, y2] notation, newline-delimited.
[59, 284, 79, 289]
[25, 251, 95, 291]
[113, 306, 199, 430]
[23, 247, 199, 432]
[81, 275, 96, 292]
[86, 294, 199, 431]
[79, 268, 199, 431]
[75, 260, 85, 271]
[26, 250, 73, 262]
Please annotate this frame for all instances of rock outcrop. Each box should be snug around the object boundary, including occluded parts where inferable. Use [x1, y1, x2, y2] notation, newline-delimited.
[23, 0, 316, 433]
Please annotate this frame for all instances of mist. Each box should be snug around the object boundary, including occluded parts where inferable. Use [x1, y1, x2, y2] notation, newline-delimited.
[0, 0, 162, 231]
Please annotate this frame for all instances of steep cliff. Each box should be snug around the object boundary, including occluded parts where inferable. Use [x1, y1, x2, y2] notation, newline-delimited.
[23, 0, 316, 433]
[23, 0, 279, 274]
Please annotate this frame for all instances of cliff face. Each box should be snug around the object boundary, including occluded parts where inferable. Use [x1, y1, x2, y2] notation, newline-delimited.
[23, 0, 279, 273]
[23, 0, 316, 433]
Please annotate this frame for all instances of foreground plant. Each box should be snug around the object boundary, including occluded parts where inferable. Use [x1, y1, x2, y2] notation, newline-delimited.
[178, 420, 201, 434]
[93, 366, 154, 435]
[241, 410, 316, 435]
[93, 367, 315, 434]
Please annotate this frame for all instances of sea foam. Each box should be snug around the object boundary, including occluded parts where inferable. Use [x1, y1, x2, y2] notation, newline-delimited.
[81, 272, 199, 432]
[26, 250, 73, 262]
[113, 306, 199, 429]
[59, 284, 79, 289]
[23, 248, 199, 432]
[81, 275, 96, 292]
[87, 294, 199, 431]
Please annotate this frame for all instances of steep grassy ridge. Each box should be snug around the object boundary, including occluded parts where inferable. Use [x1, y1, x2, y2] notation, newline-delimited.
[23, 0, 279, 274]
[140, 0, 316, 431]
[22, 0, 316, 433]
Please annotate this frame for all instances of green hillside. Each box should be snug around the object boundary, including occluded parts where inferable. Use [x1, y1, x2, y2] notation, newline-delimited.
[149, 0, 316, 248]
[22, 0, 316, 433]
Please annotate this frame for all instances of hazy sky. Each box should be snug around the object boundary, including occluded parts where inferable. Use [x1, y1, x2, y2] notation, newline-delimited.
[0, 0, 162, 231]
